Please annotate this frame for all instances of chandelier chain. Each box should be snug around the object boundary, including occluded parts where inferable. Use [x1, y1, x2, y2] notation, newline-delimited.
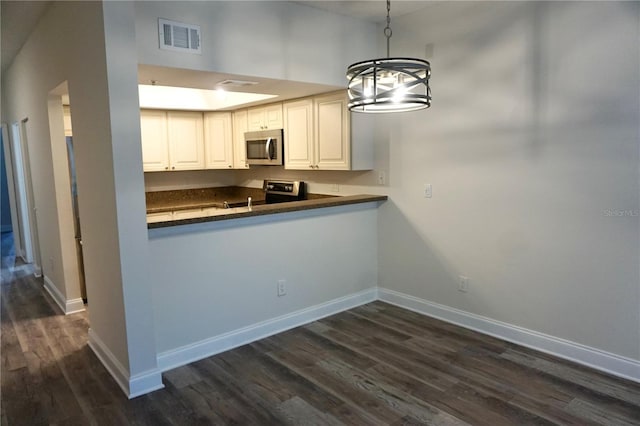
[384, 0, 392, 57]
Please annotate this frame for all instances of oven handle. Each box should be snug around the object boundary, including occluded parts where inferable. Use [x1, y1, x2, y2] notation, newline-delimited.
[265, 138, 273, 160]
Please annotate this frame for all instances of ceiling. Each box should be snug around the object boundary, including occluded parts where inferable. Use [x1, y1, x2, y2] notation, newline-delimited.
[138, 64, 343, 109]
[298, 1, 433, 22]
[1, 0, 51, 73]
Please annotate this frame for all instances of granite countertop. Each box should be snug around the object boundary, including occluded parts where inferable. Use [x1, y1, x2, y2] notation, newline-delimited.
[145, 186, 387, 229]
[146, 186, 267, 213]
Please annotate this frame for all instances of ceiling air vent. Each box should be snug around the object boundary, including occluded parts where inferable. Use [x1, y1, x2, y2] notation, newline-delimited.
[158, 18, 201, 54]
[217, 79, 259, 87]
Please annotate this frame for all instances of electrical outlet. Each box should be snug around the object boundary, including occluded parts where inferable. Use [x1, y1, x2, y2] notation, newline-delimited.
[331, 184, 340, 192]
[458, 276, 469, 293]
[424, 183, 432, 198]
[277, 279, 286, 297]
[378, 171, 386, 185]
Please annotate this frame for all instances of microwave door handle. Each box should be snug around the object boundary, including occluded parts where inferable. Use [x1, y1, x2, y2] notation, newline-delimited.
[265, 138, 273, 160]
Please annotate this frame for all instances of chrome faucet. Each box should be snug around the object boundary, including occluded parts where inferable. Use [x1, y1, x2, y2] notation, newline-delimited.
[248, 197, 252, 211]
[223, 201, 229, 209]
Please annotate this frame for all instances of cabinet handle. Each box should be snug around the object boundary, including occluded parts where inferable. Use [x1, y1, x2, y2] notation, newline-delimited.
[165, 166, 169, 170]
[228, 165, 232, 168]
[309, 165, 314, 169]
[172, 166, 175, 170]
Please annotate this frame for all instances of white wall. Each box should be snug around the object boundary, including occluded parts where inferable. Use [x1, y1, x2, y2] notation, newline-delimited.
[135, 1, 377, 87]
[149, 204, 378, 355]
[377, 1, 640, 361]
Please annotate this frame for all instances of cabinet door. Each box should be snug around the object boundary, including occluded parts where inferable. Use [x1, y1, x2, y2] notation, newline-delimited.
[232, 110, 249, 169]
[167, 111, 205, 170]
[315, 92, 350, 170]
[140, 110, 170, 172]
[284, 99, 314, 170]
[247, 107, 265, 131]
[247, 103, 283, 130]
[265, 103, 283, 129]
[204, 112, 233, 169]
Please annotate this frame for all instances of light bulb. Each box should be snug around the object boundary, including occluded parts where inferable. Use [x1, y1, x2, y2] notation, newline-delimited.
[215, 88, 227, 100]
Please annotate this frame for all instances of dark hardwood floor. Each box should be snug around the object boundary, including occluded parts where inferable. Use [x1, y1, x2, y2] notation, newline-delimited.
[2, 263, 640, 425]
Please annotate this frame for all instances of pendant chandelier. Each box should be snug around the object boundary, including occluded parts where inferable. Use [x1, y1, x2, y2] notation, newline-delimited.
[347, 0, 431, 113]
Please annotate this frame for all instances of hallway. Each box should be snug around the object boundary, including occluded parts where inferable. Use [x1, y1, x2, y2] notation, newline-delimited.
[0, 232, 31, 285]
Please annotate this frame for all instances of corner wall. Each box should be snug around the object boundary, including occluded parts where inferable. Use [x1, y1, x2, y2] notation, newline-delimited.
[2, 1, 160, 396]
[377, 1, 640, 367]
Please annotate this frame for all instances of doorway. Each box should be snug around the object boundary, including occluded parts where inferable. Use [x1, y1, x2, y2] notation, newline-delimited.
[63, 105, 87, 300]
[8, 120, 41, 276]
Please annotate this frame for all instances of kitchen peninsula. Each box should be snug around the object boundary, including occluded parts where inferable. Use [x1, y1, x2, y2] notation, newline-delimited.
[146, 185, 387, 228]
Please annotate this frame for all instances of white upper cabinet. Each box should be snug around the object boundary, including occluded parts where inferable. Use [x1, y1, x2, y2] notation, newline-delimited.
[283, 99, 314, 169]
[284, 91, 373, 171]
[141, 110, 205, 171]
[204, 112, 233, 169]
[139, 91, 372, 173]
[314, 92, 350, 170]
[232, 110, 249, 169]
[247, 103, 283, 131]
[167, 111, 205, 170]
[140, 110, 170, 171]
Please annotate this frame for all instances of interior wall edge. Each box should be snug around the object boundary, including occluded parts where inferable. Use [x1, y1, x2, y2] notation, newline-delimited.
[88, 328, 164, 399]
[42, 274, 86, 315]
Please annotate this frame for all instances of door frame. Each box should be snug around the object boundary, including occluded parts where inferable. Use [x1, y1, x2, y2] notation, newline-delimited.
[9, 119, 42, 275]
[1, 124, 22, 258]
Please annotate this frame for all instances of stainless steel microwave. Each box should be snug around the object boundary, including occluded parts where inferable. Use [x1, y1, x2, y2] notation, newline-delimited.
[244, 129, 284, 166]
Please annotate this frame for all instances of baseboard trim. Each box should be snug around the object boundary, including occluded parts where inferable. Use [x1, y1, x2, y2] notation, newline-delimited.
[157, 287, 378, 372]
[378, 288, 640, 384]
[88, 329, 164, 399]
[43, 275, 85, 315]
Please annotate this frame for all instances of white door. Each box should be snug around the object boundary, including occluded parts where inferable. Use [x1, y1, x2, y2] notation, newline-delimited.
[140, 110, 170, 171]
[167, 111, 205, 170]
[10, 122, 32, 263]
[283, 99, 314, 170]
[2, 125, 22, 259]
[204, 112, 233, 169]
[264, 104, 283, 129]
[10, 121, 41, 274]
[315, 93, 350, 170]
[232, 110, 249, 169]
[247, 107, 266, 131]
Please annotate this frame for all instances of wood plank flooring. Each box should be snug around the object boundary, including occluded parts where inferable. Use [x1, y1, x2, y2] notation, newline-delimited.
[2, 269, 640, 425]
